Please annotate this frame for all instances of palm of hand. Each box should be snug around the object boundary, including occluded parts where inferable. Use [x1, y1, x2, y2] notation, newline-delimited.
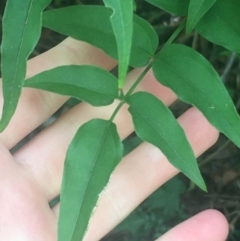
[0, 143, 56, 240]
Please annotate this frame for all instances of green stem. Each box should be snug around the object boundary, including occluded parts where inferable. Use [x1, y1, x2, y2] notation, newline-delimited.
[109, 63, 152, 122]
[125, 63, 152, 98]
[110, 19, 186, 122]
[109, 101, 125, 122]
[162, 18, 186, 49]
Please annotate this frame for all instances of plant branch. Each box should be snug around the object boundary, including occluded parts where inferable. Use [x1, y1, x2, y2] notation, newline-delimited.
[109, 20, 186, 122]
[162, 18, 186, 49]
[109, 63, 152, 122]
[199, 140, 231, 166]
[221, 52, 237, 83]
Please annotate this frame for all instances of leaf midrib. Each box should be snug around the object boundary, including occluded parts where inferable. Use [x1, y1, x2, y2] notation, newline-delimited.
[25, 82, 117, 99]
[71, 121, 112, 240]
[7, 0, 34, 107]
[43, 20, 152, 58]
[130, 103, 199, 181]
[189, 0, 206, 29]
[211, 10, 240, 36]
[156, 57, 239, 139]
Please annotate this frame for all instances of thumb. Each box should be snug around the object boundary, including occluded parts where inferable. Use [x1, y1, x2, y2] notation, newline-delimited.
[157, 209, 229, 241]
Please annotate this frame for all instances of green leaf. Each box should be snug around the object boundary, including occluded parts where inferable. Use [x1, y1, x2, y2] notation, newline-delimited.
[145, 0, 190, 16]
[132, 0, 137, 11]
[196, 0, 240, 53]
[152, 44, 240, 148]
[42, 5, 158, 68]
[186, 0, 216, 33]
[58, 119, 123, 241]
[0, 0, 51, 131]
[127, 92, 206, 190]
[131, 15, 158, 67]
[24, 65, 118, 106]
[103, 0, 133, 89]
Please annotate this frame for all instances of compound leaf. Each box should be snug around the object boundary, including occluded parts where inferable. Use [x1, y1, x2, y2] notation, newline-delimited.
[103, 0, 133, 88]
[196, 0, 240, 53]
[24, 65, 118, 106]
[127, 92, 206, 190]
[42, 5, 158, 68]
[0, 0, 51, 131]
[187, 0, 216, 33]
[58, 119, 123, 241]
[145, 0, 190, 16]
[152, 44, 240, 148]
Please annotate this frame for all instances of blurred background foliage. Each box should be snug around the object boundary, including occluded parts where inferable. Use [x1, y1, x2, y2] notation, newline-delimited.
[1, 0, 240, 240]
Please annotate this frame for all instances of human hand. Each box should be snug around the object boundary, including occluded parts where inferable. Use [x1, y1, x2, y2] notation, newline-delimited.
[0, 38, 229, 241]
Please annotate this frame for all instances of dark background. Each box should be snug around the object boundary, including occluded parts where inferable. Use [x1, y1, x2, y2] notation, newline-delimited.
[1, 0, 240, 240]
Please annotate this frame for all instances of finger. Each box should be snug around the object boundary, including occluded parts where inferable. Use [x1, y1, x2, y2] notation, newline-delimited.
[14, 67, 177, 200]
[0, 142, 57, 241]
[157, 210, 229, 241]
[0, 38, 116, 149]
[51, 108, 219, 240]
[72, 107, 219, 241]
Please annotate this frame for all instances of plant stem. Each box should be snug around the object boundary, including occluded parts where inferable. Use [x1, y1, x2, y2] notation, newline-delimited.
[109, 63, 152, 122]
[109, 101, 125, 122]
[221, 52, 237, 83]
[125, 63, 152, 98]
[109, 19, 186, 122]
[162, 18, 186, 49]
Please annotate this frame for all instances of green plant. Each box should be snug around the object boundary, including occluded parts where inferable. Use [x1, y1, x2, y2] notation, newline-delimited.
[1, 0, 240, 240]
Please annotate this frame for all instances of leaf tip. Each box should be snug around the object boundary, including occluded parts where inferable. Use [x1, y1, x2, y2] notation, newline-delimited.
[186, 21, 193, 34]
[201, 183, 208, 193]
[0, 115, 8, 133]
[197, 178, 207, 192]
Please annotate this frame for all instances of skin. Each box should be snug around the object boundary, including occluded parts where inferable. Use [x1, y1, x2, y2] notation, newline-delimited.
[0, 38, 229, 241]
